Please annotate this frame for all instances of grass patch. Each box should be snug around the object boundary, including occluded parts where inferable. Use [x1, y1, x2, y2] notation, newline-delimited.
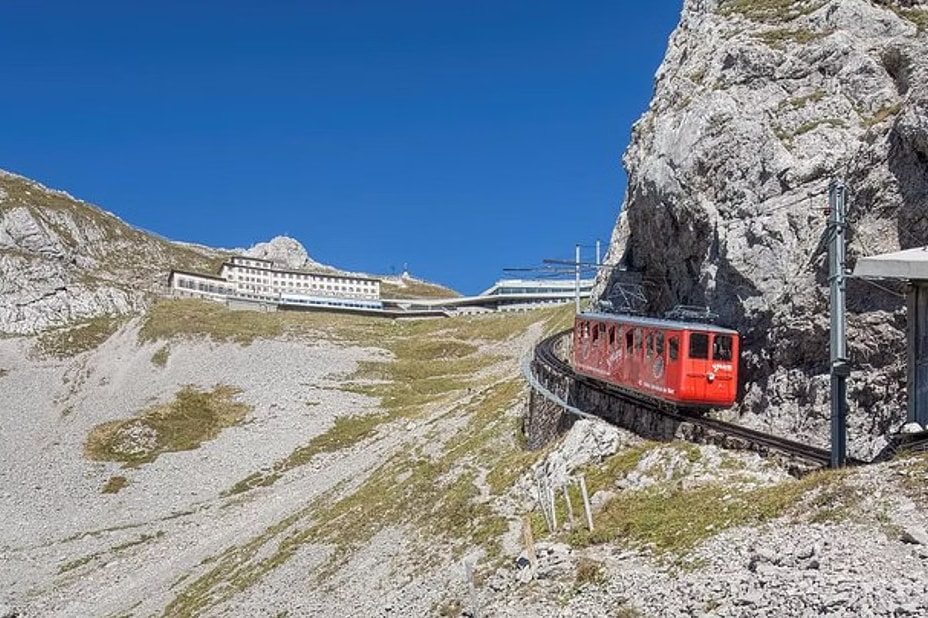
[151, 345, 170, 367]
[84, 384, 250, 467]
[226, 413, 388, 494]
[380, 278, 461, 299]
[167, 378, 534, 613]
[139, 299, 285, 345]
[574, 556, 606, 589]
[58, 531, 165, 574]
[58, 552, 100, 574]
[757, 27, 830, 48]
[888, 5, 928, 32]
[222, 304, 570, 495]
[102, 475, 129, 494]
[36, 315, 123, 358]
[719, 0, 826, 23]
[779, 89, 825, 111]
[794, 117, 847, 136]
[163, 307, 571, 612]
[569, 466, 851, 556]
[863, 102, 903, 128]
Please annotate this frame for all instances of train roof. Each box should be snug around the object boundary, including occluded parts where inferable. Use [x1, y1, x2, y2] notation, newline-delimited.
[577, 311, 739, 335]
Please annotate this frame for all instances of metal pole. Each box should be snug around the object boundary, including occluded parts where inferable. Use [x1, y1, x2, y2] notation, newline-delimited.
[575, 243, 581, 314]
[596, 239, 601, 266]
[828, 180, 849, 468]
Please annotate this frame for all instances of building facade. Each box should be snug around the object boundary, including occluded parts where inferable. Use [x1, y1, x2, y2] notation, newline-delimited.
[169, 256, 382, 310]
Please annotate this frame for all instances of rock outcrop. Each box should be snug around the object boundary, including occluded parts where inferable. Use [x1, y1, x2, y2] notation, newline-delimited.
[0, 170, 224, 334]
[599, 0, 928, 458]
[243, 235, 323, 270]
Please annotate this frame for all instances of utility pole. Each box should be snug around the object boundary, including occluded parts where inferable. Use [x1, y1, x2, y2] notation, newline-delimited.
[828, 180, 850, 468]
[575, 243, 581, 314]
[595, 239, 601, 266]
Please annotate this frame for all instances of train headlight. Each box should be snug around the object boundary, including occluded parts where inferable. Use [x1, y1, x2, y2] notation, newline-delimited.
[707, 373, 716, 382]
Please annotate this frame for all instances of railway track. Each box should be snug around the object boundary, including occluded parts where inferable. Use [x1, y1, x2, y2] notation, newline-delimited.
[533, 329, 864, 469]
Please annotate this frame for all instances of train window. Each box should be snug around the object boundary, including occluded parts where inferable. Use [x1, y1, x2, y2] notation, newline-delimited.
[689, 333, 709, 359]
[646, 332, 654, 358]
[625, 330, 634, 353]
[713, 335, 733, 361]
[579, 323, 589, 339]
[669, 336, 679, 361]
[608, 326, 616, 347]
[592, 323, 600, 343]
[656, 332, 665, 356]
[634, 328, 643, 351]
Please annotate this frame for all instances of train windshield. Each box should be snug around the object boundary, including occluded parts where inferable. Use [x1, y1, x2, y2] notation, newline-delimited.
[713, 335, 733, 361]
[689, 333, 709, 359]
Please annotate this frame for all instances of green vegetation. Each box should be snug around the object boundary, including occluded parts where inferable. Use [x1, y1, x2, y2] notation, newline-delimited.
[0, 173, 226, 278]
[139, 300, 287, 345]
[795, 117, 846, 136]
[757, 27, 830, 48]
[778, 89, 825, 111]
[151, 345, 170, 367]
[776, 117, 847, 145]
[380, 278, 461, 299]
[888, 5, 928, 32]
[162, 305, 577, 613]
[58, 531, 164, 574]
[718, 0, 826, 23]
[863, 102, 903, 128]
[226, 413, 387, 494]
[561, 446, 853, 556]
[224, 305, 572, 494]
[84, 385, 250, 467]
[58, 553, 100, 574]
[894, 453, 928, 507]
[166, 349, 563, 613]
[102, 475, 129, 494]
[574, 556, 606, 588]
[36, 315, 123, 358]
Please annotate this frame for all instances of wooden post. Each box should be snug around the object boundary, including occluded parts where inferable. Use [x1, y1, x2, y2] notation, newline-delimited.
[562, 484, 575, 530]
[522, 515, 538, 572]
[548, 484, 558, 531]
[536, 475, 553, 533]
[579, 474, 594, 532]
[464, 559, 479, 618]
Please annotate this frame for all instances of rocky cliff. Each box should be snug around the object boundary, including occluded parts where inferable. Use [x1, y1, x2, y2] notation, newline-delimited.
[599, 0, 928, 458]
[0, 170, 225, 334]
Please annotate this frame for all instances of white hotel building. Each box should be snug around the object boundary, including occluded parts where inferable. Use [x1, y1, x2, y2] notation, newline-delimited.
[169, 256, 382, 310]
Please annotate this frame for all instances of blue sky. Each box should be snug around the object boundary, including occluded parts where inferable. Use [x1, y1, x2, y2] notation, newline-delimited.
[0, 1, 681, 295]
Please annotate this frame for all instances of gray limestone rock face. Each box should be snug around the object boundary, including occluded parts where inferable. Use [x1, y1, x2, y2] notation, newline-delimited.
[0, 170, 225, 334]
[597, 0, 928, 458]
[244, 235, 322, 270]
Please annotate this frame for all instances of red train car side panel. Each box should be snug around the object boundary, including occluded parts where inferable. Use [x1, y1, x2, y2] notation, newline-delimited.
[572, 313, 739, 408]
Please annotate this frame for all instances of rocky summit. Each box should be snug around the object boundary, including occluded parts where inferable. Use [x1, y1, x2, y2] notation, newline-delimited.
[0, 170, 224, 335]
[600, 0, 928, 460]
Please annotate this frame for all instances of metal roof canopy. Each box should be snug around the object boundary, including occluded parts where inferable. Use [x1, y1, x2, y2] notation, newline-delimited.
[853, 248, 928, 427]
[854, 247, 928, 280]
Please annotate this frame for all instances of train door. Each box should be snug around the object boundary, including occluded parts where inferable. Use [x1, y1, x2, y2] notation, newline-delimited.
[631, 327, 644, 386]
[686, 331, 711, 401]
[665, 332, 681, 399]
[707, 333, 737, 403]
[621, 327, 634, 384]
[591, 322, 604, 374]
[606, 324, 620, 377]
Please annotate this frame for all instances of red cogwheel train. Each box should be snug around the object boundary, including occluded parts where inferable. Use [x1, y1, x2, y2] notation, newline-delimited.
[572, 312, 740, 408]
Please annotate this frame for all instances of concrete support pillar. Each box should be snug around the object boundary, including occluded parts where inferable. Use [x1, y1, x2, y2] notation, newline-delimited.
[908, 282, 928, 426]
